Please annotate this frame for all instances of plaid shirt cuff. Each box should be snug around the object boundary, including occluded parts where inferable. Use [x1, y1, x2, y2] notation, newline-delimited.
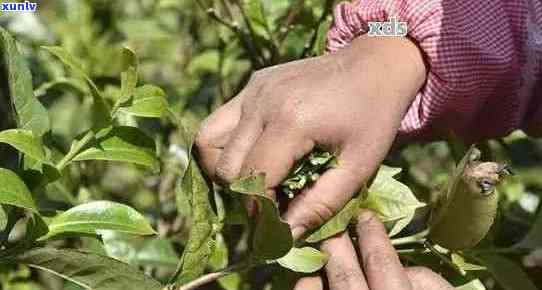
[327, 0, 542, 142]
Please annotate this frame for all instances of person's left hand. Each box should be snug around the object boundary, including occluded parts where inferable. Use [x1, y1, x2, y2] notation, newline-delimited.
[294, 211, 454, 290]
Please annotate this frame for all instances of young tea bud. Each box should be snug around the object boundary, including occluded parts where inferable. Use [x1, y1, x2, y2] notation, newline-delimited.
[280, 149, 336, 198]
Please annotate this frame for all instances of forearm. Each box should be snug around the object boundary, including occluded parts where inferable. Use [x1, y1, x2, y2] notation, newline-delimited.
[331, 34, 427, 133]
[328, 0, 542, 142]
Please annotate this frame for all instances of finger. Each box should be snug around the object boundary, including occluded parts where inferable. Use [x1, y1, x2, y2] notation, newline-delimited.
[405, 267, 454, 290]
[240, 123, 315, 195]
[321, 232, 368, 290]
[215, 109, 264, 182]
[356, 211, 411, 290]
[196, 96, 243, 179]
[293, 276, 324, 290]
[284, 147, 371, 239]
[523, 249, 542, 268]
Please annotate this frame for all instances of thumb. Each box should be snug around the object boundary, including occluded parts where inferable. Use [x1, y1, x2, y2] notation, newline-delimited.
[283, 147, 374, 239]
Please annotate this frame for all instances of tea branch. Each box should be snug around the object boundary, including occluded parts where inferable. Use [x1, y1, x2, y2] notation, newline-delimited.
[231, 0, 267, 66]
[195, 0, 264, 68]
[423, 241, 462, 274]
[391, 229, 429, 246]
[167, 262, 249, 290]
[301, 0, 333, 58]
[55, 130, 95, 171]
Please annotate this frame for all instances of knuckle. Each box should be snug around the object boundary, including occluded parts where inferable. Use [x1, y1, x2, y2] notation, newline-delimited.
[275, 98, 301, 125]
[240, 101, 258, 118]
[215, 165, 235, 183]
[215, 157, 238, 182]
[194, 130, 209, 148]
[300, 199, 336, 229]
[194, 117, 217, 148]
[329, 267, 362, 284]
[356, 213, 385, 234]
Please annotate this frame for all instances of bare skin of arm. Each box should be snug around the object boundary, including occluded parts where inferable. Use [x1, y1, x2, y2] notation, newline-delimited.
[195, 35, 426, 238]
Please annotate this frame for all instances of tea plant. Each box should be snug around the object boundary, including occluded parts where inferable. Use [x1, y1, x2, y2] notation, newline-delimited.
[1, 1, 542, 290]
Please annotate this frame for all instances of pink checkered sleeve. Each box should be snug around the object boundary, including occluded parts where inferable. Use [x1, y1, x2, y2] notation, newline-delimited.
[327, 0, 542, 142]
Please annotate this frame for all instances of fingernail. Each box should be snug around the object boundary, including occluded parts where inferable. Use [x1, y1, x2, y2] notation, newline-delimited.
[291, 226, 306, 240]
[358, 210, 374, 224]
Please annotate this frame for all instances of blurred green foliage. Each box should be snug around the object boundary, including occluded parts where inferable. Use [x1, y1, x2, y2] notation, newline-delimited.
[0, 1, 542, 290]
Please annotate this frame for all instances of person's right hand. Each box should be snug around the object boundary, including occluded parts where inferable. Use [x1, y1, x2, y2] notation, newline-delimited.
[294, 211, 454, 290]
[195, 35, 426, 239]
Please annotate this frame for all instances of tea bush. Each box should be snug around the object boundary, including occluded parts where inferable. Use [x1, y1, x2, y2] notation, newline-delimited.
[0, 1, 541, 290]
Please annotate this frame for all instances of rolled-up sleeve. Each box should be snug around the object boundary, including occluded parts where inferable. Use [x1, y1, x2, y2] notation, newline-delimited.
[327, 0, 542, 142]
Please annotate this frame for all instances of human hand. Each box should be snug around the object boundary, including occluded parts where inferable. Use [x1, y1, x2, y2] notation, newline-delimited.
[523, 248, 542, 268]
[294, 211, 454, 290]
[195, 35, 426, 238]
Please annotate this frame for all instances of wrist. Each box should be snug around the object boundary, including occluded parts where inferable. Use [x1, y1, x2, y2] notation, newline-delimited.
[339, 34, 427, 107]
[332, 35, 427, 132]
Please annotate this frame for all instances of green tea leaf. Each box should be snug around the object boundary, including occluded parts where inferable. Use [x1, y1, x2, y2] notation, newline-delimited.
[100, 230, 140, 265]
[174, 157, 217, 284]
[451, 253, 486, 275]
[303, 165, 422, 243]
[0, 168, 37, 211]
[253, 199, 292, 260]
[187, 50, 220, 75]
[388, 211, 415, 237]
[313, 18, 332, 56]
[0, 28, 50, 137]
[72, 126, 159, 171]
[0, 205, 7, 232]
[136, 238, 179, 267]
[276, 247, 328, 273]
[16, 248, 162, 290]
[25, 213, 49, 242]
[174, 223, 215, 284]
[244, 0, 269, 39]
[478, 254, 537, 290]
[0, 129, 47, 163]
[230, 173, 267, 194]
[118, 85, 168, 118]
[222, 193, 248, 225]
[306, 194, 363, 243]
[121, 46, 138, 70]
[42, 46, 111, 130]
[362, 166, 425, 222]
[516, 210, 542, 250]
[168, 113, 218, 284]
[245, 0, 267, 27]
[208, 233, 228, 271]
[429, 147, 503, 250]
[34, 77, 88, 97]
[117, 47, 139, 104]
[41, 46, 86, 74]
[119, 67, 138, 103]
[230, 174, 293, 261]
[217, 274, 242, 290]
[41, 200, 156, 240]
[456, 280, 487, 290]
